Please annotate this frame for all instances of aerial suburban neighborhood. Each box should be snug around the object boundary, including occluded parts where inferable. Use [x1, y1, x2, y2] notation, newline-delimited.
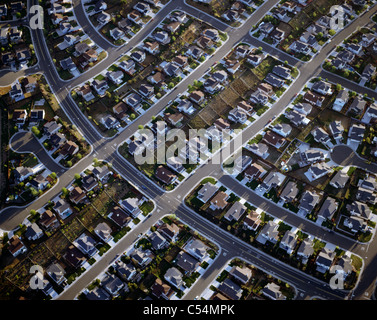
[0, 0, 377, 311]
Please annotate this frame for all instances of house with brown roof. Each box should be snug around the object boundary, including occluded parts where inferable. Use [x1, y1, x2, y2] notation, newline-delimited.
[151, 278, 174, 300]
[144, 41, 159, 55]
[113, 101, 129, 121]
[77, 84, 95, 101]
[38, 210, 59, 230]
[158, 222, 180, 243]
[244, 163, 266, 181]
[172, 55, 188, 69]
[63, 245, 86, 268]
[210, 191, 229, 210]
[165, 112, 184, 127]
[303, 90, 325, 107]
[189, 90, 205, 105]
[8, 235, 27, 257]
[69, 186, 86, 204]
[196, 35, 213, 49]
[155, 165, 177, 185]
[108, 206, 131, 227]
[262, 131, 287, 149]
[60, 141, 79, 157]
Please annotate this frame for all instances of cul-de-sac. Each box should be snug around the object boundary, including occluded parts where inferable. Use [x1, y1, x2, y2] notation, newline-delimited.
[0, 0, 377, 302]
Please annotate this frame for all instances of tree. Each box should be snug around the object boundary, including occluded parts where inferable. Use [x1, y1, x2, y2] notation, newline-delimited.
[74, 173, 81, 180]
[328, 29, 336, 36]
[50, 172, 57, 179]
[66, 160, 72, 167]
[31, 126, 40, 136]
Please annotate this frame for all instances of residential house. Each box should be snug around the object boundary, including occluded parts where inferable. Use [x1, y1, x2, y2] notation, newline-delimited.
[164, 267, 183, 288]
[107, 70, 124, 85]
[92, 166, 112, 182]
[262, 283, 285, 300]
[92, 79, 109, 96]
[183, 238, 209, 261]
[125, 92, 142, 108]
[243, 210, 262, 231]
[272, 123, 292, 137]
[12, 109, 27, 127]
[264, 73, 284, 88]
[53, 199, 72, 219]
[303, 90, 325, 107]
[217, 278, 242, 300]
[127, 10, 142, 25]
[293, 102, 312, 116]
[81, 174, 99, 192]
[262, 131, 286, 149]
[8, 235, 27, 257]
[229, 266, 252, 285]
[108, 206, 131, 228]
[63, 245, 86, 268]
[144, 41, 159, 55]
[46, 262, 66, 285]
[329, 120, 344, 141]
[197, 182, 218, 203]
[151, 279, 174, 300]
[115, 260, 137, 282]
[158, 222, 180, 243]
[176, 251, 200, 276]
[101, 274, 125, 297]
[149, 231, 168, 251]
[318, 197, 338, 221]
[110, 27, 125, 41]
[69, 186, 86, 204]
[311, 80, 332, 96]
[73, 233, 98, 257]
[60, 57, 77, 73]
[210, 191, 229, 211]
[280, 181, 299, 203]
[316, 247, 336, 273]
[289, 40, 311, 55]
[97, 11, 111, 24]
[130, 50, 146, 63]
[299, 190, 320, 214]
[38, 210, 59, 231]
[307, 162, 332, 181]
[77, 85, 95, 102]
[296, 238, 314, 261]
[120, 197, 141, 218]
[279, 231, 297, 254]
[189, 90, 205, 105]
[348, 123, 365, 143]
[223, 201, 247, 222]
[94, 222, 113, 243]
[332, 90, 348, 111]
[119, 59, 136, 75]
[330, 170, 349, 189]
[248, 142, 269, 159]
[155, 165, 177, 185]
[257, 221, 279, 244]
[244, 163, 266, 181]
[25, 223, 43, 241]
[258, 171, 285, 193]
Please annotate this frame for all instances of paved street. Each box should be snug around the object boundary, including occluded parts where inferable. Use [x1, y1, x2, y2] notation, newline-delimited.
[2, 0, 377, 301]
